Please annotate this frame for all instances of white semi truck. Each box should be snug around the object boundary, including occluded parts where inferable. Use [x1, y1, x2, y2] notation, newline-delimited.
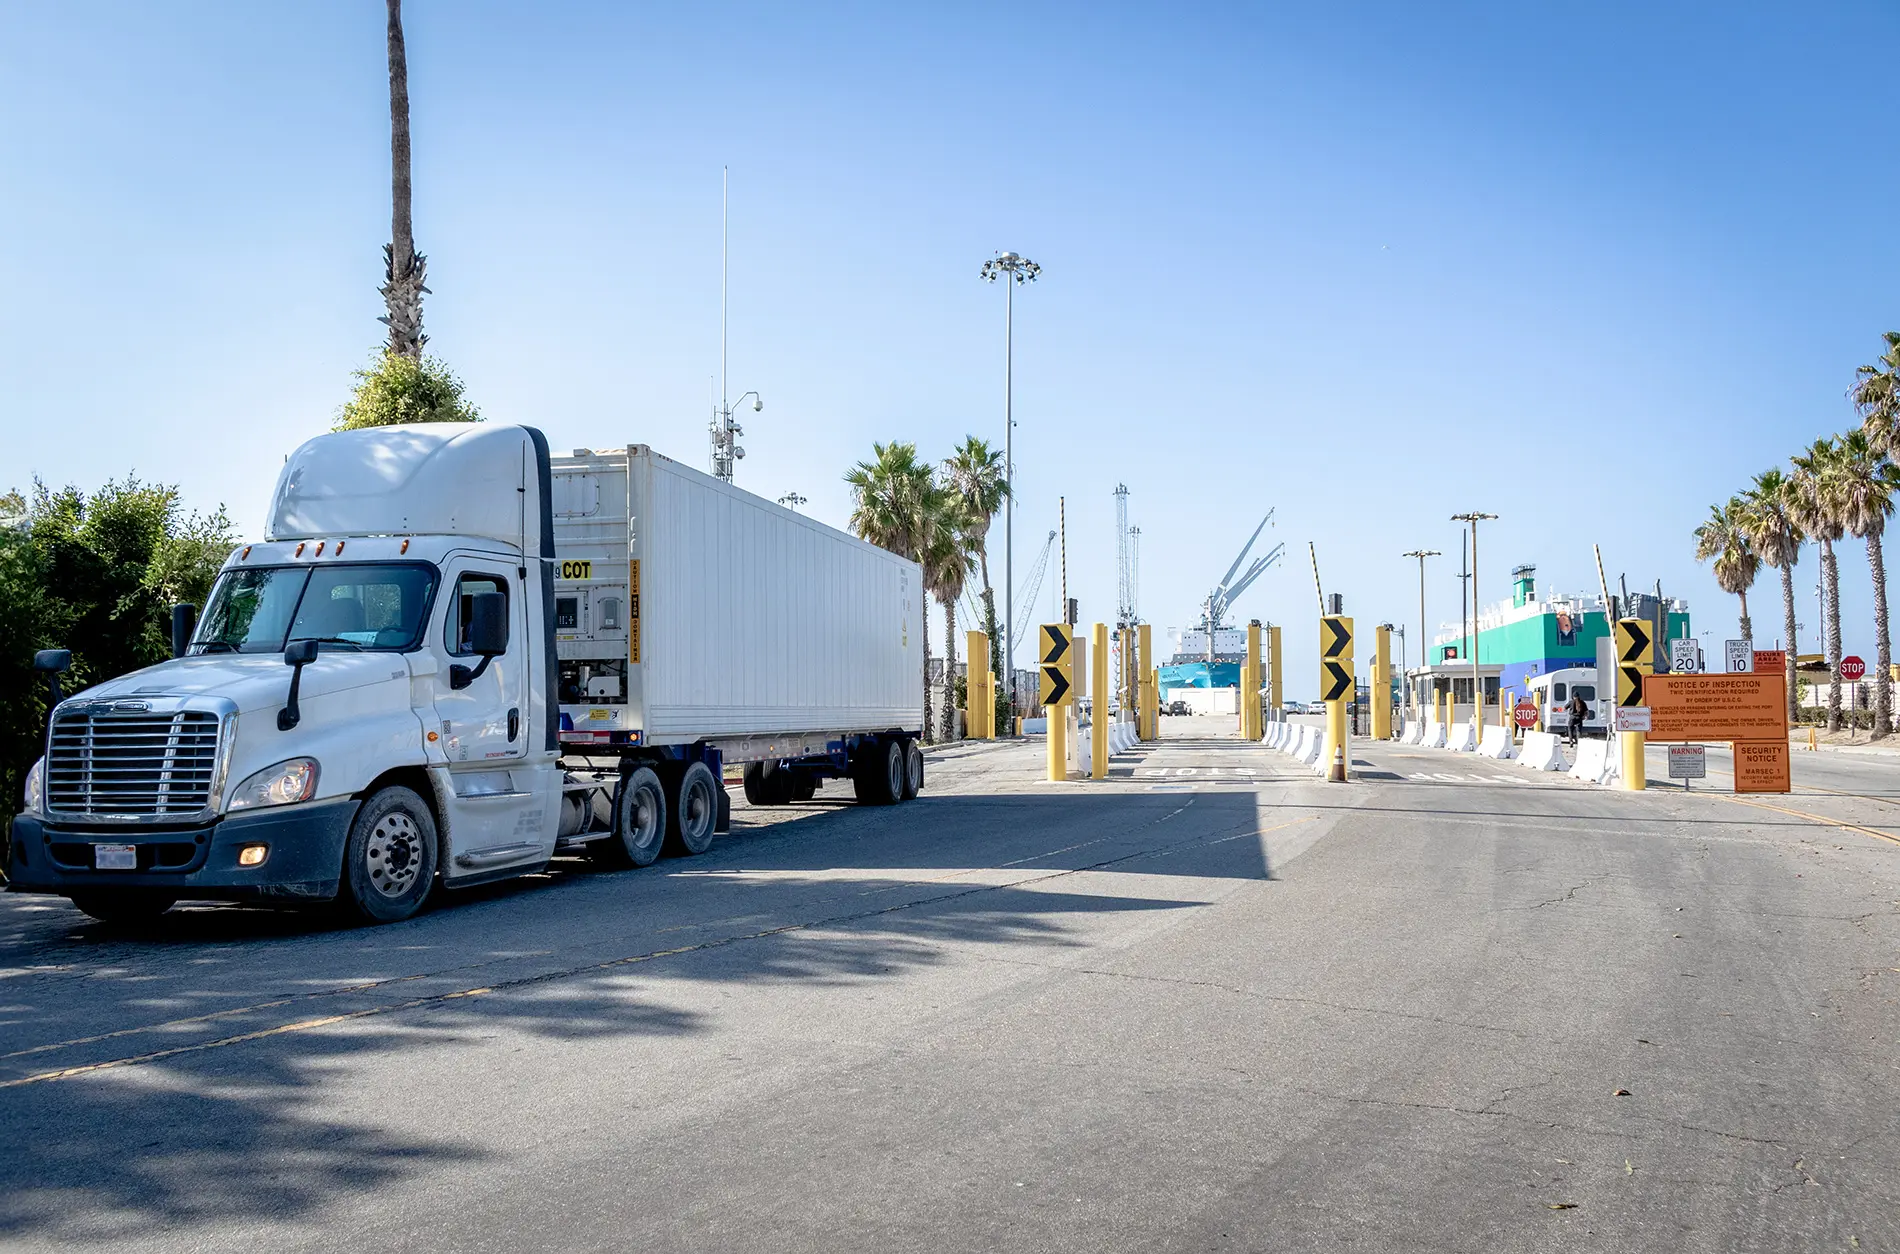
[9, 424, 925, 925]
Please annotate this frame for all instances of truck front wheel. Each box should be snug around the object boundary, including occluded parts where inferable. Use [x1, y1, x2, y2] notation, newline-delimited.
[666, 761, 718, 856]
[339, 786, 438, 924]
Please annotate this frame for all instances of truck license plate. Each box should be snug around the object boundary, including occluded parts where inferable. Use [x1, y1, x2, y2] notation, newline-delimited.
[94, 844, 137, 870]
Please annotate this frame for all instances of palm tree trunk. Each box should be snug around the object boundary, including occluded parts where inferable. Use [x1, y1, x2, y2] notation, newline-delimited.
[1824, 537, 1843, 731]
[921, 603, 934, 744]
[381, 0, 426, 359]
[941, 599, 959, 741]
[1779, 559, 1799, 725]
[1869, 527, 1892, 737]
[1737, 589, 1752, 645]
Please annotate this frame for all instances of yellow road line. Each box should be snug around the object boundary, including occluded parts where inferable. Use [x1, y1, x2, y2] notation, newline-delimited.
[1715, 794, 1900, 847]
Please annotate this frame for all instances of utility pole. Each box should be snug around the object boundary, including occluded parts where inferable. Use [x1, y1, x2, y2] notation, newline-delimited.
[711, 167, 763, 483]
[1402, 550, 1439, 712]
[980, 251, 1040, 726]
[1452, 513, 1498, 736]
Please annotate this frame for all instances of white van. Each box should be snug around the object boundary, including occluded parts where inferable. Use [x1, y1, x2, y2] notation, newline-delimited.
[1525, 667, 1605, 737]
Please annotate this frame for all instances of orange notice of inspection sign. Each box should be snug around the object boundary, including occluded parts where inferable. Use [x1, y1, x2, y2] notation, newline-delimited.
[1733, 740, 1792, 793]
[1641, 674, 1789, 742]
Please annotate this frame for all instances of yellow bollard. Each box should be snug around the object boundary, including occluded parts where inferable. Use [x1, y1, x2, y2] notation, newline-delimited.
[1137, 625, 1154, 740]
[965, 629, 991, 739]
[1325, 695, 1350, 781]
[1371, 625, 1391, 741]
[1268, 624, 1283, 716]
[1244, 622, 1262, 741]
[1091, 623, 1109, 779]
[1047, 699, 1067, 781]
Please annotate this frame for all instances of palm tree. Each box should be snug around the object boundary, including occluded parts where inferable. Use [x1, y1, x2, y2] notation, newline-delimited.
[1741, 468, 1805, 724]
[919, 488, 974, 742]
[381, 0, 427, 359]
[942, 437, 1008, 718]
[1791, 437, 1847, 730]
[1831, 429, 1900, 735]
[1694, 498, 1759, 642]
[846, 442, 940, 735]
[1853, 331, 1900, 455]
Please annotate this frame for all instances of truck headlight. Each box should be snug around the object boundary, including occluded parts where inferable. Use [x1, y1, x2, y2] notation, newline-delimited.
[23, 758, 44, 814]
[228, 758, 320, 810]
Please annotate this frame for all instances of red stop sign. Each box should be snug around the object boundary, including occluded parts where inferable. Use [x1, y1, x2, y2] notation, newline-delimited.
[1514, 700, 1538, 728]
[1841, 655, 1866, 681]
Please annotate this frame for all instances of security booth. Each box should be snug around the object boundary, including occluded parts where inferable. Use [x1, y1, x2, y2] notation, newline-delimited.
[1404, 660, 1504, 726]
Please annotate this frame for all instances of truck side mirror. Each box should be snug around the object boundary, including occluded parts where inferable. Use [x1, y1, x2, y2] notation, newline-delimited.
[171, 603, 197, 658]
[279, 638, 320, 731]
[33, 649, 71, 718]
[450, 591, 508, 690]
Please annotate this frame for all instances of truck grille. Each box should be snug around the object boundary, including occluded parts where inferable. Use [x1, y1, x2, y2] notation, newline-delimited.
[45, 709, 223, 818]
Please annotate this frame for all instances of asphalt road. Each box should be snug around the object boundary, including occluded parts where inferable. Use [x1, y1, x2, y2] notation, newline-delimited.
[2, 724, 1896, 1252]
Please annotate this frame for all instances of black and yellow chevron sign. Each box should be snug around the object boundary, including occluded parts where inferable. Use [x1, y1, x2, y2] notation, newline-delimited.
[1321, 658, 1354, 702]
[1614, 618, 1653, 707]
[1321, 615, 1354, 661]
[1039, 623, 1073, 706]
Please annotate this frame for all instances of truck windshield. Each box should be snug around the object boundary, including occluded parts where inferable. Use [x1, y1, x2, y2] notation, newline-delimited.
[194, 563, 438, 653]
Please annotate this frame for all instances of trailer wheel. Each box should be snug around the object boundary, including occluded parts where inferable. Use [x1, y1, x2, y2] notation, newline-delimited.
[853, 737, 904, 806]
[666, 761, 719, 855]
[791, 772, 817, 802]
[901, 740, 923, 800]
[69, 891, 177, 926]
[743, 760, 796, 806]
[338, 786, 437, 924]
[594, 766, 666, 869]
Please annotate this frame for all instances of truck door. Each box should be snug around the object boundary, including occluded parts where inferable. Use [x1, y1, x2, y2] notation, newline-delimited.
[428, 558, 556, 877]
[433, 562, 528, 764]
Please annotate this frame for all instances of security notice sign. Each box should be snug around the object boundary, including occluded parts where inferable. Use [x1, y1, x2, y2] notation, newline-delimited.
[1641, 673, 1789, 742]
[1734, 740, 1792, 793]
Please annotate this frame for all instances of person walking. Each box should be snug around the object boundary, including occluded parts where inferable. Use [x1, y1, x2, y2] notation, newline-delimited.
[1565, 690, 1589, 746]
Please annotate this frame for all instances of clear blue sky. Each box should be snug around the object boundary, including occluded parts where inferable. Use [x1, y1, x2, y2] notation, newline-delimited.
[5, 2, 1896, 687]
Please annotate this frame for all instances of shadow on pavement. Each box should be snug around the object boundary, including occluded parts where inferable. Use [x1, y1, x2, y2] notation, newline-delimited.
[0, 791, 1274, 1240]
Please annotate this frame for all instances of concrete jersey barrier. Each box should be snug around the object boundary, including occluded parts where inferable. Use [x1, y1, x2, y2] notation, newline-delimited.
[1477, 725, 1516, 760]
[1517, 731, 1568, 771]
[1446, 721, 1477, 752]
[1297, 728, 1323, 765]
[1569, 737, 1617, 785]
[1421, 720, 1446, 749]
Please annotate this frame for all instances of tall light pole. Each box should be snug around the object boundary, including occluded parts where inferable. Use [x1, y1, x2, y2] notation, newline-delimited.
[1402, 549, 1439, 711]
[1451, 514, 1497, 728]
[777, 492, 806, 512]
[980, 250, 1039, 721]
[711, 167, 763, 483]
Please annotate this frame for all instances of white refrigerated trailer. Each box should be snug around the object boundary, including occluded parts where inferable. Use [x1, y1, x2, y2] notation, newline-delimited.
[548, 443, 927, 807]
[9, 425, 925, 926]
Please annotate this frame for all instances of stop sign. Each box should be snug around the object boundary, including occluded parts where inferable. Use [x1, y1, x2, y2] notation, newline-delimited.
[1841, 655, 1867, 681]
[1514, 700, 1538, 728]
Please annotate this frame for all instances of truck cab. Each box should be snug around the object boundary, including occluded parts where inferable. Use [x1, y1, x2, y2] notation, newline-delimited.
[9, 423, 573, 924]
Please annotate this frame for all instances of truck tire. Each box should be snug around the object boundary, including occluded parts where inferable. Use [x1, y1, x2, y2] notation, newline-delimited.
[853, 737, 903, 806]
[666, 761, 719, 855]
[743, 760, 796, 806]
[901, 740, 923, 801]
[338, 786, 437, 924]
[69, 891, 177, 926]
[791, 772, 816, 802]
[594, 766, 666, 869]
